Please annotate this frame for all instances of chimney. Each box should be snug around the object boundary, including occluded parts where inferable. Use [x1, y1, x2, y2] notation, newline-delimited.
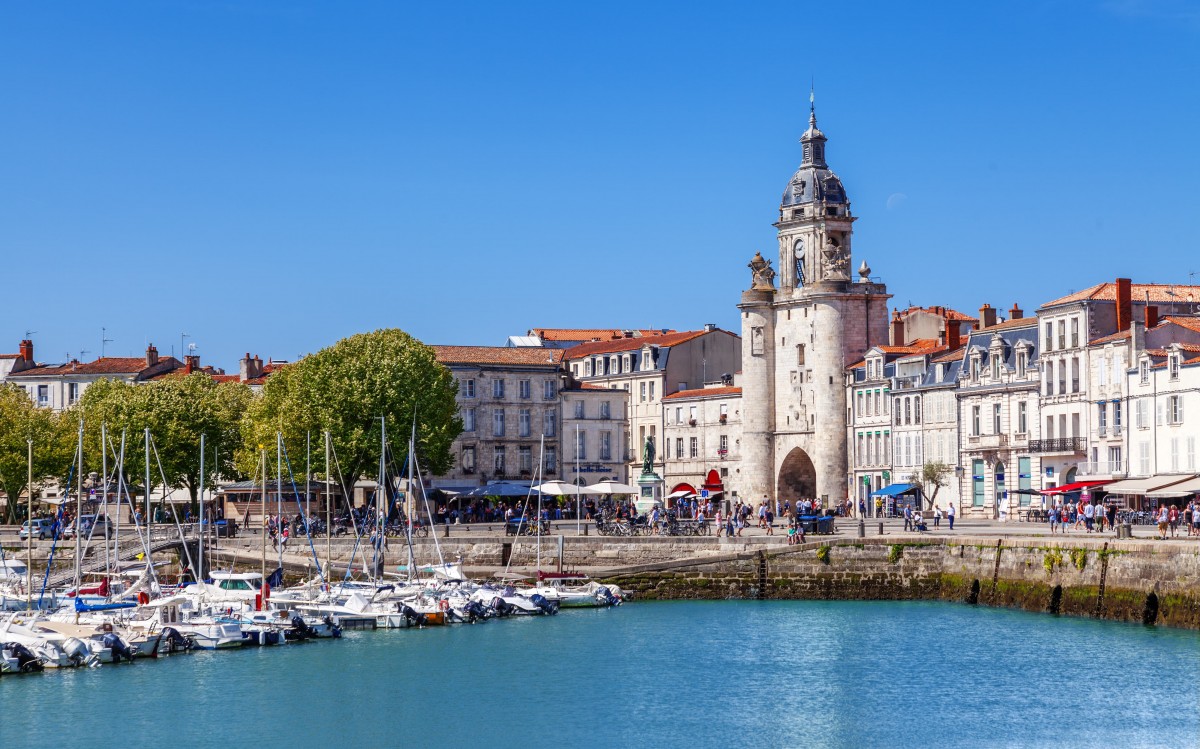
[1130, 320, 1146, 356]
[1116, 277, 1133, 332]
[18, 339, 33, 362]
[978, 304, 998, 330]
[946, 319, 962, 350]
[1145, 305, 1159, 329]
[239, 353, 263, 382]
[890, 310, 905, 346]
[184, 355, 199, 374]
[1009, 303, 1023, 320]
[145, 343, 159, 367]
[704, 323, 717, 333]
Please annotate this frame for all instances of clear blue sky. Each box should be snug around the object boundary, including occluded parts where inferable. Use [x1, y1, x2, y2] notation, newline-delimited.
[2, 2, 1198, 369]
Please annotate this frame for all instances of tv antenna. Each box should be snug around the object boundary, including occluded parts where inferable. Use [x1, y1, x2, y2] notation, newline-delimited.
[101, 327, 114, 358]
[25, 329, 36, 339]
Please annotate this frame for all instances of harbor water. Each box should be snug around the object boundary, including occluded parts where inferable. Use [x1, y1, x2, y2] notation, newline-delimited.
[3, 600, 1197, 748]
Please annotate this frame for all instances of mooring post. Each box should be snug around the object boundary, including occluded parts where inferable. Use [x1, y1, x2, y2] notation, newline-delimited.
[857, 519, 865, 538]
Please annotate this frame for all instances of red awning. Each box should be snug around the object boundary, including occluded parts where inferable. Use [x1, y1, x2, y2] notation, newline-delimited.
[702, 469, 724, 491]
[670, 483, 697, 495]
[1040, 480, 1113, 496]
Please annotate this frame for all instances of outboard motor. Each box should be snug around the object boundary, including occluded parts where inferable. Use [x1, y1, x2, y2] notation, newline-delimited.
[529, 593, 559, 616]
[323, 615, 343, 638]
[4, 642, 45, 673]
[462, 600, 488, 623]
[62, 637, 100, 668]
[595, 585, 621, 606]
[101, 633, 138, 663]
[288, 615, 317, 641]
[399, 604, 426, 628]
[490, 596, 513, 618]
[160, 627, 193, 654]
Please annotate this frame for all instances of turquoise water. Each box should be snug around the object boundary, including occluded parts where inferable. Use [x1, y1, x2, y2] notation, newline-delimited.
[3, 601, 1197, 748]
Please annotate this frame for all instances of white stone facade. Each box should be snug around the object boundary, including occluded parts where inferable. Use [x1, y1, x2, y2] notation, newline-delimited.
[560, 386, 630, 486]
[662, 382, 742, 502]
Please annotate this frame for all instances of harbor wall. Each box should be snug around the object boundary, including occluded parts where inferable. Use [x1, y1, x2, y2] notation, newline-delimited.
[595, 536, 1200, 630]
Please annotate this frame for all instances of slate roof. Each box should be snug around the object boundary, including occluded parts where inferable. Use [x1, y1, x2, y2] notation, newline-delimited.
[432, 346, 565, 367]
[531, 328, 675, 342]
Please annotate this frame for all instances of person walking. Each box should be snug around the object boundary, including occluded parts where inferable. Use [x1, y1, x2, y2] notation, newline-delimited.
[1156, 504, 1170, 540]
[933, 505, 942, 529]
[903, 505, 913, 532]
[947, 503, 955, 531]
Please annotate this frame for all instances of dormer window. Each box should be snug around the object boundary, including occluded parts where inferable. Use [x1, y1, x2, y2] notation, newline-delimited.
[970, 357, 981, 381]
[1169, 353, 1180, 381]
[935, 363, 944, 381]
[1139, 359, 1150, 385]
[991, 355, 1001, 381]
[1016, 351, 1028, 378]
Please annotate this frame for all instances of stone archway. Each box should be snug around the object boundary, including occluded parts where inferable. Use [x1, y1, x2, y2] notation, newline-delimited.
[777, 448, 817, 503]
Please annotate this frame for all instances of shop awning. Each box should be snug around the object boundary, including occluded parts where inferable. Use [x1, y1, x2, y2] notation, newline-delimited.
[1039, 480, 1113, 496]
[1102, 475, 1196, 495]
[871, 483, 919, 497]
[1145, 476, 1200, 497]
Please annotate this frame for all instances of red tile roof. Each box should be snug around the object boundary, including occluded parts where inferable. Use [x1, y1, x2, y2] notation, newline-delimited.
[1042, 282, 1200, 308]
[0, 354, 19, 360]
[8, 356, 181, 378]
[898, 305, 978, 323]
[1089, 329, 1132, 345]
[531, 328, 676, 342]
[564, 329, 734, 359]
[431, 345, 566, 367]
[1161, 316, 1200, 334]
[931, 345, 968, 363]
[663, 385, 741, 401]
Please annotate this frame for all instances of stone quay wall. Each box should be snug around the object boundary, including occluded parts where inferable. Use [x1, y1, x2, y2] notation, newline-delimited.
[596, 536, 1200, 630]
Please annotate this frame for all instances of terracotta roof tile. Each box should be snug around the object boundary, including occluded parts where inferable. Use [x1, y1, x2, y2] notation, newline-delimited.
[1041, 282, 1200, 308]
[1089, 329, 1132, 345]
[431, 345, 565, 367]
[1161, 316, 1200, 334]
[564, 329, 735, 359]
[976, 317, 1038, 332]
[662, 385, 741, 401]
[931, 345, 968, 363]
[531, 328, 676, 342]
[8, 356, 182, 378]
[897, 306, 978, 323]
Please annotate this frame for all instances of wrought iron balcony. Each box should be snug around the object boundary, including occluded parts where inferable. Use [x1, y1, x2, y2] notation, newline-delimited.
[1028, 437, 1086, 454]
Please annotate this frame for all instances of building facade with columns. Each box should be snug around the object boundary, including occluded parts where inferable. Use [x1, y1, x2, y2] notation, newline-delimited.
[739, 107, 890, 506]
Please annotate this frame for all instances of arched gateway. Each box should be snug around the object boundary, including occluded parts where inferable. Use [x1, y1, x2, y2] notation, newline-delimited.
[777, 448, 817, 502]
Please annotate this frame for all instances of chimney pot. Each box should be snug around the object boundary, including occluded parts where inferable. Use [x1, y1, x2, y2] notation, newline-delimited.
[145, 344, 159, 367]
[1009, 303, 1023, 320]
[946, 319, 963, 350]
[1116, 278, 1133, 332]
[978, 304, 997, 330]
[1145, 305, 1159, 329]
[18, 339, 33, 363]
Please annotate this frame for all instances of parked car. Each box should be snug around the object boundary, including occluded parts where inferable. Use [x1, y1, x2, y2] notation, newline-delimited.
[18, 518, 56, 541]
[64, 514, 114, 539]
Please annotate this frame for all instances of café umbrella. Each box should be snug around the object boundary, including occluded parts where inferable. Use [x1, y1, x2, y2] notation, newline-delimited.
[533, 481, 602, 534]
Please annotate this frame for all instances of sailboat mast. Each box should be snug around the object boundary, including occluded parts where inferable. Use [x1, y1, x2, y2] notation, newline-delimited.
[305, 432, 311, 534]
[73, 418, 83, 598]
[199, 433, 205, 584]
[537, 433, 544, 575]
[102, 423, 110, 578]
[575, 423, 581, 536]
[324, 430, 332, 580]
[144, 428, 152, 549]
[26, 438, 33, 610]
[260, 447, 266, 593]
[276, 432, 283, 572]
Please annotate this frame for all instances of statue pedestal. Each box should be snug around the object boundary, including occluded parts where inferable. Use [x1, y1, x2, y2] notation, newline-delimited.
[636, 471, 663, 513]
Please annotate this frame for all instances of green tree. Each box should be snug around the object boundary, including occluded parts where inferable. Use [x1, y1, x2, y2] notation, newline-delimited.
[239, 329, 461, 486]
[0, 384, 73, 523]
[77, 374, 252, 503]
[911, 461, 952, 505]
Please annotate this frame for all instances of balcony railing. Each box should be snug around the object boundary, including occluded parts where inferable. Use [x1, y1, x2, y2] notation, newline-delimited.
[966, 433, 1008, 449]
[1028, 437, 1086, 454]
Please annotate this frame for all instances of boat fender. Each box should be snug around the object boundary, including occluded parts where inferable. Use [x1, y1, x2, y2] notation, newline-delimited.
[438, 599, 450, 613]
[137, 591, 150, 605]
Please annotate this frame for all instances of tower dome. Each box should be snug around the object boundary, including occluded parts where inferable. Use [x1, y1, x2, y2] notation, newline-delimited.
[780, 107, 847, 207]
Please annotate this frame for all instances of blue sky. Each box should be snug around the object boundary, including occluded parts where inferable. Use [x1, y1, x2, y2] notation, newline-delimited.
[2, 2, 1198, 369]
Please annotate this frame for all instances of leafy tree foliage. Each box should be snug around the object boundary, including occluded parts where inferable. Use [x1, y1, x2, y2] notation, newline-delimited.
[911, 461, 952, 505]
[77, 374, 252, 502]
[0, 384, 73, 523]
[239, 329, 461, 486]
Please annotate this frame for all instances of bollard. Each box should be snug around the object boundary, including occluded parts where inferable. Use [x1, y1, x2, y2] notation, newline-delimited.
[878, 522, 885, 536]
[583, 523, 588, 536]
[443, 524, 450, 538]
[857, 519, 865, 538]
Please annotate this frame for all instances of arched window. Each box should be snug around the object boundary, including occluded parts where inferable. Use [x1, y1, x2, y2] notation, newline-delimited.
[904, 398, 912, 425]
[913, 396, 922, 424]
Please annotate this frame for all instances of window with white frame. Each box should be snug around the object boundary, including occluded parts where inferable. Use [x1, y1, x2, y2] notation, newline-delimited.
[1070, 317, 1079, 348]
[719, 434, 728, 455]
[464, 408, 476, 432]
[1139, 360, 1149, 385]
[519, 446, 533, 473]
[461, 446, 475, 472]
[1097, 402, 1107, 434]
[675, 407, 683, 424]
[519, 379, 531, 399]
[1169, 354, 1180, 381]
[574, 430, 585, 460]
[971, 405, 981, 436]
[519, 408, 531, 437]
[600, 401, 610, 419]
[574, 400, 584, 419]
[493, 379, 505, 398]
[1018, 401, 1027, 434]
[640, 382, 646, 402]
[464, 379, 475, 398]
[993, 403, 1001, 434]
[543, 379, 556, 400]
[68, 382, 79, 404]
[494, 447, 506, 475]
[689, 406, 697, 423]
[648, 381, 655, 400]
[37, 385, 48, 406]
[1168, 395, 1183, 424]
[493, 409, 505, 436]
[544, 410, 556, 437]
[600, 431, 611, 460]
[675, 438, 684, 459]
[914, 396, 922, 424]
[545, 447, 556, 472]
[689, 437, 698, 458]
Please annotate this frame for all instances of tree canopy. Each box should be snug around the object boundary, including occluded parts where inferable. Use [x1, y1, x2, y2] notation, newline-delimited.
[77, 374, 252, 502]
[0, 384, 74, 522]
[239, 329, 461, 486]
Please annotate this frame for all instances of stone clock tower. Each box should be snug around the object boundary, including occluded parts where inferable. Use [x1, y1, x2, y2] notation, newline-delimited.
[739, 105, 891, 506]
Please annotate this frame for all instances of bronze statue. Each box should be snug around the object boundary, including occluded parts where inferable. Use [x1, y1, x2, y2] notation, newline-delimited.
[641, 436, 656, 475]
